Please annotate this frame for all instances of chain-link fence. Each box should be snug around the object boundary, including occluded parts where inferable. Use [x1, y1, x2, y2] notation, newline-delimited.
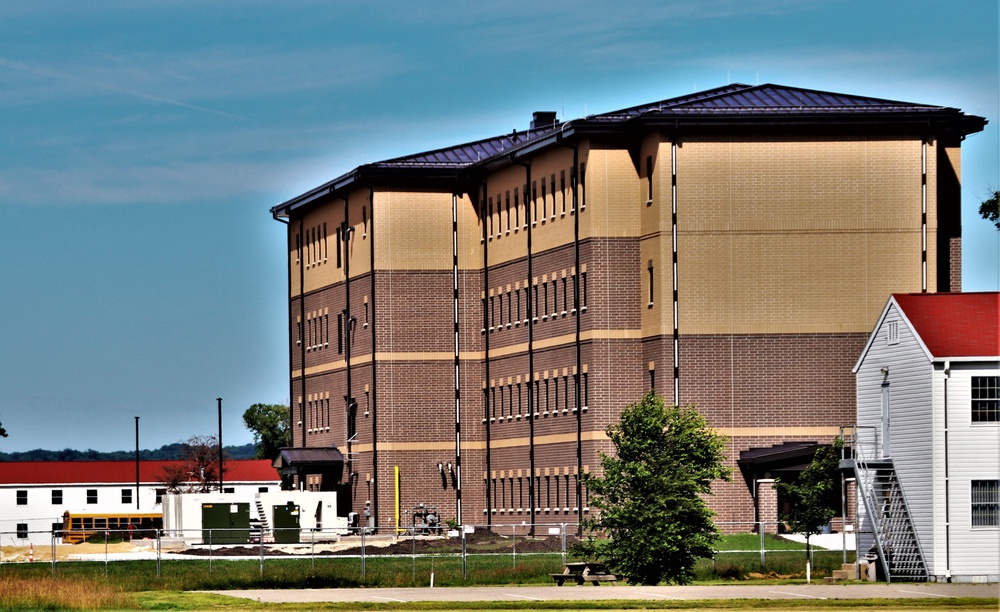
[0, 522, 855, 585]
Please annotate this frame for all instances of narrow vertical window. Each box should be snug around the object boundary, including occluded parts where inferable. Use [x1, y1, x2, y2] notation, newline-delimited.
[551, 280, 558, 315]
[362, 206, 368, 237]
[581, 270, 588, 311]
[506, 292, 512, 327]
[488, 197, 494, 237]
[560, 170, 567, 214]
[561, 277, 568, 314]
[579, 162, 587, 210]
[541, 180, 547, 220]
[647, 259, 655, 306]
[530, 183, 536, 224]
[505, 193, 511, 233]
[336, 226, 343, 268]
[490, 295, 496, 331]
[16, 490, 27, 505]
[583, 372, 589, 408]
[52, 490, 62, 505]
[550, 174, 556, 218]
[337, 313, 344, 354]
[322, 222, 328, 261]
[646, 156, 653, 205]
[542, 282, 548, 319]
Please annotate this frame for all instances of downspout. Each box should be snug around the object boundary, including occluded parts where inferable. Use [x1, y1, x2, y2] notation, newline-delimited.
[943, 360, 951, 581]
[515, 158, 536, 533]
[368, 187, 379, 530]
[451, 192, 463, 526]
[480, 181, 493, 526]
[271, 211, 293, 456]
[342, 197, 354, 494]
[558, 132, 584, 529]
[298, 215, 307, 453]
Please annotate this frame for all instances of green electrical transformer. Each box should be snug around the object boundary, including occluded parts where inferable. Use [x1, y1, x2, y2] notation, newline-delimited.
[272, 503, 301, 544]
[201, 503, 250, 544]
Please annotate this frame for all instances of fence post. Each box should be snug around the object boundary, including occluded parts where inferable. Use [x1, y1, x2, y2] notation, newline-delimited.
[51, 532, 56, 577]
[411, 523, 416, 585]
[311, 531, 315, 574]
[561, 523, 567, 567]
[259, 530, 264, 577]
[511, 524, 516, 569]
[208, 529, 213, 575]
[104, 531, 109, 577]
[759, 521, 766, 570]
[361, 526, 366, 581]
[156, 529, 161, 579]
[461, 526, 467, 580]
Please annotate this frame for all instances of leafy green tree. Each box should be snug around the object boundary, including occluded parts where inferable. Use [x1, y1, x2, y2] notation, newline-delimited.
[242, 403, 290, 459]
[980, 189, 999, 230]
[581, 392, 731, 585]
[776, 439, 843, 567]
[0, 417, 7, 439]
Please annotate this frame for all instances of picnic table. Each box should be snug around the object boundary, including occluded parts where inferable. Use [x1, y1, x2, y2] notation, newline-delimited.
[551, 561, 619, 585]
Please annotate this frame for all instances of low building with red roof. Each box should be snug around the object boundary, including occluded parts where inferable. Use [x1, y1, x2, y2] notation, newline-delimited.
[851, 292, 999, 582]
[0, 459, 280, 546]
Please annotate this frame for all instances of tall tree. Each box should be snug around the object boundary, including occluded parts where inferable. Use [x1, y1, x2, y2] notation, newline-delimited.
[980, 189, 1000, 230]
[776, 439, 843, 578]
[159, 435, 227, 493]
[582, 392, 731, 585]
[242, 403, 290, 459]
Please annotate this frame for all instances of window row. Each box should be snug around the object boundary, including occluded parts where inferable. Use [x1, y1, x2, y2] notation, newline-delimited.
[484, 267, 587, 333]
[302, 393, 332, 434]
[298, 221, 356, 269]
[15, 489, 136, 505]
[485, 470, 589, 514]
[484, 371, 589, 423]
[297, 311, 352, 354]
[972, 376, 999, 423]
[482, 164, 587, 241]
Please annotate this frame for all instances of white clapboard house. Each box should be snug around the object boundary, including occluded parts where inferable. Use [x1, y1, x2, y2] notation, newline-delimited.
[850, 292, 998, 582]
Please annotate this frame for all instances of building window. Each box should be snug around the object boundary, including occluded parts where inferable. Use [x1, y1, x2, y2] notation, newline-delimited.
[971, 480, 999, 527]
[647, 260, 654, 306]
[16, 490, 27, 505]
[259, 487, 269, 493]
[335, 225, 342, 268]
[122, 488, 132, 504]
[223, 487, 235, 494]
[972, 376, 999, 422]
[52, 490, 62, 505]
[16, 524, 28, 539]
[646, 156, 653, 205]
[155, 488, 167, 504]
[87, 489, 98, 504]
[337, 313, 344, 354]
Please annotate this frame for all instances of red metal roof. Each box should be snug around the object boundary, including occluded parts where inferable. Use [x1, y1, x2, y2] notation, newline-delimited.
[0, 459, 280, 486]
[893, 292, 1000, 358]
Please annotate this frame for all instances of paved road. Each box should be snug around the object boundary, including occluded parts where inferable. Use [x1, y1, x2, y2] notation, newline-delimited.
[214, 582, 998, 604]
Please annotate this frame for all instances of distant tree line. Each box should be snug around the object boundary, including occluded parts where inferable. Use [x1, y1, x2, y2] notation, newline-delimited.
[0, 442, 256, 462]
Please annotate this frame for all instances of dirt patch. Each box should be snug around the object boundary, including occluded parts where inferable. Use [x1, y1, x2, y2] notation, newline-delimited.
[1, 541, 156, 562]
[181, 532, 575, 557]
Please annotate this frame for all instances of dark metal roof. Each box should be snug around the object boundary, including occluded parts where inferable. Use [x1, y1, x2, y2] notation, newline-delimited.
[371, 125, 560, 170]
[272, 447, 344, 469]
[272, 83, 986, 217]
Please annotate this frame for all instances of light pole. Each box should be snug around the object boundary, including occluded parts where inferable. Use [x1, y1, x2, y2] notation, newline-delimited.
[217, 398, 223, 492]
[134, 416, 140, 510]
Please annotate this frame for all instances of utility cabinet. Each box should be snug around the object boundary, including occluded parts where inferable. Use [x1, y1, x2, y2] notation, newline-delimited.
[272, 502, 301, 544]
[201, 503, 250, 544]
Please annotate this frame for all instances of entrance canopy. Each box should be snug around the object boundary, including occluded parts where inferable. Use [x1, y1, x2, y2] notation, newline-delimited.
[272, 448, 344, 489]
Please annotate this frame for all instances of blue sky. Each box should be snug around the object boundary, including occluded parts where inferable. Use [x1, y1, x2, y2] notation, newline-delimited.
[1, 1, 997, 453]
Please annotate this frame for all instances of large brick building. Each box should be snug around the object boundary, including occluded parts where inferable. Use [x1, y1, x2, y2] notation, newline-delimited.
[269, 84, 985, 532]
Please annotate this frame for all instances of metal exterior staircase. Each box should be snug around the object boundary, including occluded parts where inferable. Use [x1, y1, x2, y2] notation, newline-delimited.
[843, 427, 928, 582]
[254, 498, 271, 533]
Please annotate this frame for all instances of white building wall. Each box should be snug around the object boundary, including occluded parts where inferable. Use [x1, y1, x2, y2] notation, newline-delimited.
[1, 480, 278, 547]
[855, 303, 936, 569]
[940, 362, 1000, 581]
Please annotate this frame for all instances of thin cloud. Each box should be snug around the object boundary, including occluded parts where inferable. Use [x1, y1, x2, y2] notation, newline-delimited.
[0, 56, 248, 120]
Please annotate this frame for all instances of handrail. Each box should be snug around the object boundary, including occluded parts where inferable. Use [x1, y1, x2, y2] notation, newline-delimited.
[840, 425, 880, 463]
